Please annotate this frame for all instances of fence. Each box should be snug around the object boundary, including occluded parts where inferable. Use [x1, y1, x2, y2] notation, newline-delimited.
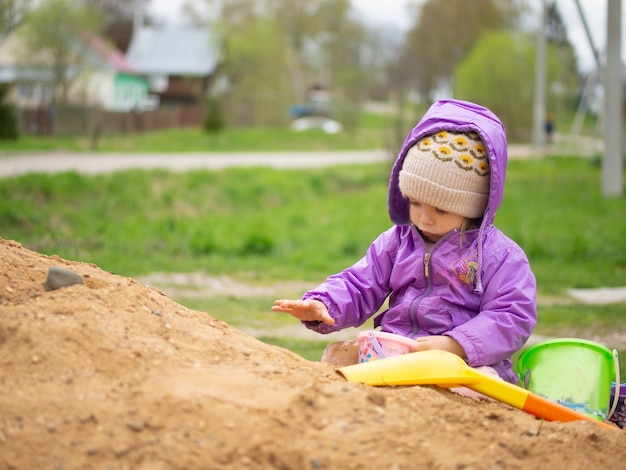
[16, 104, 205, 136]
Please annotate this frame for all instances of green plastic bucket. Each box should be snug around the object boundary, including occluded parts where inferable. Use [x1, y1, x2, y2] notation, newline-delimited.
[517, 338, 619, 421]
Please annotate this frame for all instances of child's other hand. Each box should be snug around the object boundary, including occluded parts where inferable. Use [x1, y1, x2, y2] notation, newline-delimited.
[272, 299, 335, 326]
[410, 335, 466, 359]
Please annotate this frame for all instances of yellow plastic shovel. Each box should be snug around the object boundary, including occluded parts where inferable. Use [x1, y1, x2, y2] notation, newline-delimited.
[337, 350, 617, 431]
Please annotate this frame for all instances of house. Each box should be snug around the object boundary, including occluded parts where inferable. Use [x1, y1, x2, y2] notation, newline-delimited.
[0, 31, 54, 109]
[125, 26, 221, 105]
[77, 33, 151, 112]
[0, 28, 149, 113]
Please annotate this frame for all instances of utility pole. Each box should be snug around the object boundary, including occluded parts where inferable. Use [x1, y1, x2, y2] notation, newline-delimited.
[532, 0, 547, 149]
[603, 0, 623, 196]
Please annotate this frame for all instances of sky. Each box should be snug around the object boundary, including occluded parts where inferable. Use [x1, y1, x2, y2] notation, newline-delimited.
[148, 0, 621, 73]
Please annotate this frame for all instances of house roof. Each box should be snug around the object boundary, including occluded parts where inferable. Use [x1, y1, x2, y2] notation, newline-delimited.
[125, 26, 219, 76]
[84, 33, 138, 74]
[0, 27, 139, 83]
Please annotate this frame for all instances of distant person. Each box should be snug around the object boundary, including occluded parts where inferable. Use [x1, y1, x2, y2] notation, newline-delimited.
[545, 113, 555, 144]
[273, 99, 537, 384]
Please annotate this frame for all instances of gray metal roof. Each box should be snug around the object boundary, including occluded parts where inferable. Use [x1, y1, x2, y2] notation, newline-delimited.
[126, 26, 219, 76]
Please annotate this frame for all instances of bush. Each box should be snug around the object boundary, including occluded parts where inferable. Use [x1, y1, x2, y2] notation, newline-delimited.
[0, 84, 18, 140]
[203, 96, 224, 134]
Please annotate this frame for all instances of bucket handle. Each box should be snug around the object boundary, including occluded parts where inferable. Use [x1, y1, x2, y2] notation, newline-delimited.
[607, 349, 620, 421]
[368, 332, 387, 359]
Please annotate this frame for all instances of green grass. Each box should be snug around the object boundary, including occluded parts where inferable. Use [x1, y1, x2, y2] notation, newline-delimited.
[0, 165, 392, 279]
[524, 304, 626, 382]
[180, 296, 298, 332]
[497, 157, 626, 294]
[535, 304, 626, 334]
[2, 157, 623, 289]
[258, 337, 331, 361]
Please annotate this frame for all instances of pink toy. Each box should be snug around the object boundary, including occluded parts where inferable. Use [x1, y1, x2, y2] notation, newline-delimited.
[356, 331, 418, 363]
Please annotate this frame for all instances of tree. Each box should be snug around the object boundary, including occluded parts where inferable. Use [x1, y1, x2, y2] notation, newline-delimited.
[187, 0, 369, 129]
[544, 0, 580, 128]
[80, 0, 150, 52]
[454, 31, 535, 141]
[454, 29, 579, 142]
[223, 16, 290, 125]
[546, 0, 569, 46]
[203, 96, 224, 134]
[0, 0, 32, 38]
[301, 0, 369, 131]
[14, 0, 104, 105]
[400, 0, 524, 104]
[81, 0, 148, 23]
[0, 84, 18, 140]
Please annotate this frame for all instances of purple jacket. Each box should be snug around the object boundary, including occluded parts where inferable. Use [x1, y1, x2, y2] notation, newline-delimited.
[303, 99, 537, 383]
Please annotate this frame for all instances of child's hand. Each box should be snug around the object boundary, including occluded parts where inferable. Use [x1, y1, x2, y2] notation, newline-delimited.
[272, 299, 335, 326]
[410, 335, 466, 359]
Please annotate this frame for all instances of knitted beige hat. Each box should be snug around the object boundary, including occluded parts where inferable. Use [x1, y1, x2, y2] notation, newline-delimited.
[398, 131, 490, 219]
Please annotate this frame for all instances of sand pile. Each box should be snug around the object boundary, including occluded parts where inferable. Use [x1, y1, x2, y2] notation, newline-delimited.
[0, 237, 624, 469]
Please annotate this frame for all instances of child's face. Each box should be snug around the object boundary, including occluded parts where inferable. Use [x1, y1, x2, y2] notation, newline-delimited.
[407, 198, 466, 242]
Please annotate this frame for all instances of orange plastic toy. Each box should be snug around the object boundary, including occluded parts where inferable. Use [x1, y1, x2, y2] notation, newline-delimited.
[337, 349, 616, 430]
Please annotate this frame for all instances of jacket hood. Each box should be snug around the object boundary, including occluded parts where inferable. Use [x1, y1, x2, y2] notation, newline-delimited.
[388, 99, 508, 227]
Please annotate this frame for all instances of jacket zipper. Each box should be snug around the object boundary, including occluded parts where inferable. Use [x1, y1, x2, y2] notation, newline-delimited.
[422, 229, 458, 277]
[409, 229, 458, 335]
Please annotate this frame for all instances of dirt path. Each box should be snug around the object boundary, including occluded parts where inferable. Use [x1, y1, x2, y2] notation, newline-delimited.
[0, 150, 390, 178]
[0, 135, 599, 179]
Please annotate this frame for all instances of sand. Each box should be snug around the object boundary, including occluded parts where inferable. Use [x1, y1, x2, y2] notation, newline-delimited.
[1, 237, 624, 469]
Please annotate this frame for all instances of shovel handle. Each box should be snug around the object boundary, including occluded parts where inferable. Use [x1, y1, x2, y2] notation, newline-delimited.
[523, 392, 616, 430]
[467, 369, 617, 431]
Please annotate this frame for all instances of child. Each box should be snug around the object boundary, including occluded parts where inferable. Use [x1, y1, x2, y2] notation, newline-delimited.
[272, 99, 537, 384]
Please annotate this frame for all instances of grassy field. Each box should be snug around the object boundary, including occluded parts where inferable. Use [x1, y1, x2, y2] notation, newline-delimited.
[1, 121, 625, 378]
[2, 158, 623, 289]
